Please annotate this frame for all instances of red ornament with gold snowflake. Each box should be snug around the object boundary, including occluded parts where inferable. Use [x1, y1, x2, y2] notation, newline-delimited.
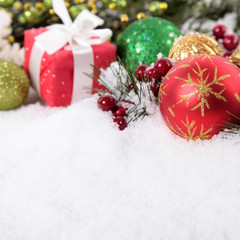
[159, 54, 240, 140]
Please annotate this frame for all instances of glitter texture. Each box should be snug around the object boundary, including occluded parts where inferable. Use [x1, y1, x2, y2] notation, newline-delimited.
[0, 61, 29, 110]
[168, 33, 223, 62]
[229, 48, 240, 68]
[117, 17, 181, 71]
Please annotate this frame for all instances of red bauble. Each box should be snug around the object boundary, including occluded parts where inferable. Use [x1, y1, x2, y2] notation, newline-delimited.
[97, 95, 116, 112]
[113, 116, 127, 130]
[223, 34, 239, 51]
[134, 65, 148, 81]
[154, 58, 172, 78]
[213, 24, 227, 39]
[159, 55, 240, 140]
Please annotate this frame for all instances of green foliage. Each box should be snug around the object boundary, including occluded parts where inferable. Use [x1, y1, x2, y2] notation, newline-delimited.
[1, 0, 240, 45]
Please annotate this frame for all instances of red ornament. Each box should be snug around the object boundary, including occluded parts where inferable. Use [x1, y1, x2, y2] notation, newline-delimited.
[223, 34, 239, 51]
[213, 24, 227, 39]
[154, 58, 172, 78]
[159, 55, 240, 140]
[113, 106, 127, 117]
[134, 65, 148, 81]
[97, 95, 116, 112]
[113, 116, 127, 130]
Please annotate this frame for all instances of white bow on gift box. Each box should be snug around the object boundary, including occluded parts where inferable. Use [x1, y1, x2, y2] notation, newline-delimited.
[29, 0, 112, 102]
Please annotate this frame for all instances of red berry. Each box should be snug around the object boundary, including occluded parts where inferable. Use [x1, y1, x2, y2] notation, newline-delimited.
[113, 116, 127, 131]
[113, 106, 127, 117]
[150, 80, 160, 97]
[97, 95, 116, 112]
[129, 84, 134, 90]
[224, 52, 232, 59]
[213, 24, 227, 39]
[134, 64, 148, 81]
[154, 58, 172, 78]
[146, 67, 159, 81]
[223, 34, 239, 51]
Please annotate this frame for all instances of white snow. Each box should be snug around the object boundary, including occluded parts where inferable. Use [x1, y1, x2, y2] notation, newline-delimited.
[0, 87, 240, 239]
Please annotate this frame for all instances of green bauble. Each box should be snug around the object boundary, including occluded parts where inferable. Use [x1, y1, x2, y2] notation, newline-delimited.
[117, 17, 181, 71]
[43, 0, 52, 9]
[0, 0, 14, 8]
[69, 5, 87, 20]
[24, 8, 41, 25]
[0, 61, 29, 110]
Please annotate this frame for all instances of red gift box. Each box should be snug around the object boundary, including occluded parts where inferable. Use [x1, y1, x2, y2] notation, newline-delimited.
[24, 27, 116, 107]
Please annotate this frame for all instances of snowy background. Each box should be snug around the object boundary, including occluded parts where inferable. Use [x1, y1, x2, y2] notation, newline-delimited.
[1, 11, 240, 240]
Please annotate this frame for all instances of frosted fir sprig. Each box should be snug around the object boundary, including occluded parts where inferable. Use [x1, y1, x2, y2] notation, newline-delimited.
[90, 60, 158, 125]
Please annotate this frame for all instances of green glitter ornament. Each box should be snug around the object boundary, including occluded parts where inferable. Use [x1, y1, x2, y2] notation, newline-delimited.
[0, 61, 29, 110]
[117, 17, 181, 71]
[0, 0, 14, 8]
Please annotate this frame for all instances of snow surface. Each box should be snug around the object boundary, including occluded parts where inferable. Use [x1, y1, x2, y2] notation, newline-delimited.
[1, 87, 240, 240]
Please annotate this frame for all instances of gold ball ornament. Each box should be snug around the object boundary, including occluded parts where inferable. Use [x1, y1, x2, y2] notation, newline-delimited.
[0, 61, 29, 110]
[168, 33, 223, 62]
[229, 48, 240, 68]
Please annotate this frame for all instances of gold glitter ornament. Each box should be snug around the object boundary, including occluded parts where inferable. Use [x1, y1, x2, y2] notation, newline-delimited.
[0, 61, 29, 110]
[7, 35, 14, 44]
[229, 49, 240, 68]
[13, 1, 22, 10]
[168, 33, 223, 62]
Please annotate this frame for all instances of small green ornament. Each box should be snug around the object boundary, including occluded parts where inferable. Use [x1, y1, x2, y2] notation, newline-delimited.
[24, 7, 41, 25]
[0, 0, 14, 8]
[149, 1, 163, 15]
[0, 61, 29, 110]
[117, 17, 181, 71]
[69, 4, 87, 20]
[17, 13, 27, 24]
[43, 0, 52, 9]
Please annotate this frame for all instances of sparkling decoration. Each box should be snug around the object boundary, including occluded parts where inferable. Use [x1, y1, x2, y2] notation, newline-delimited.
[159, 55, 240, 140]
[0, 60, 29, 110]
[117, 17, 181, 71]
[168, 33, 223, 62]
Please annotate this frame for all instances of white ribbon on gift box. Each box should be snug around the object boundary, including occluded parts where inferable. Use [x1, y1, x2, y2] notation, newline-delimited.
[29, 0, 112, 103]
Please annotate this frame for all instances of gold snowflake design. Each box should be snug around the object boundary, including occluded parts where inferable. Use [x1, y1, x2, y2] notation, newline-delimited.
[166, 116, 213, 140]
[159, 83, 168, 103]
[174, 62, 230, 117]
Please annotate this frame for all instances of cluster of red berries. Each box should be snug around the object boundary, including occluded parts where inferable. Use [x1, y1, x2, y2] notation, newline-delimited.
[134, 58, 173, 97]
[97, 95, 127, 130]
[212, 24, 239, 58]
